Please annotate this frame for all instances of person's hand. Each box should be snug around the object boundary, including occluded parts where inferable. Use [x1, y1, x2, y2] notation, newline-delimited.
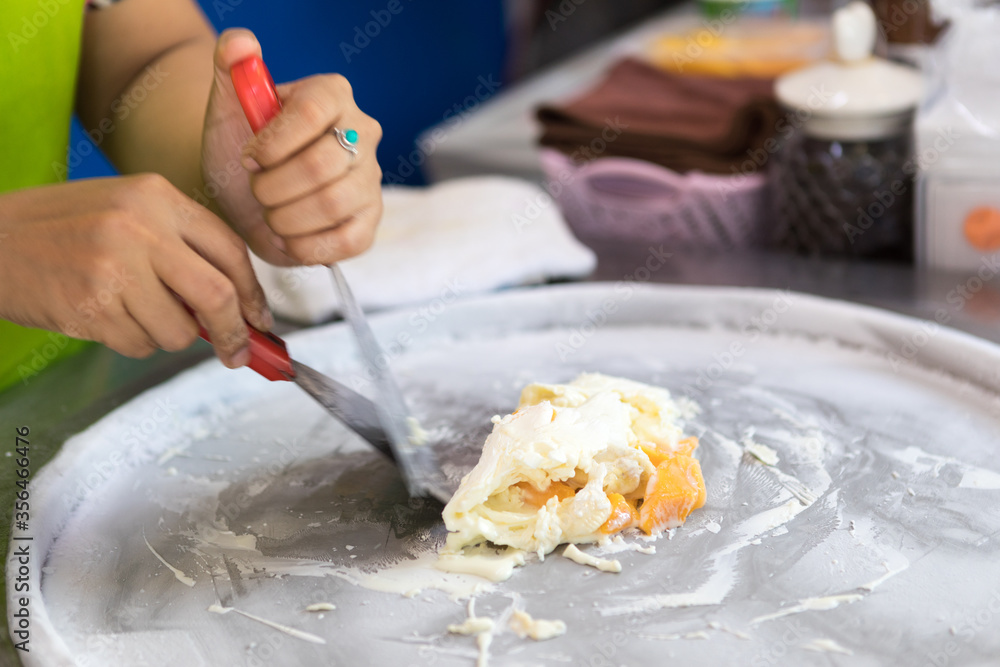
[201, 28, 384, 267]
[0, 175, 272, 368]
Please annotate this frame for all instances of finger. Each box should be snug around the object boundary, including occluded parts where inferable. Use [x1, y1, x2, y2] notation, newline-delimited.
[152, 244, 251, 368]
[283, 203, 381, 265]
[122, 274, 200, 353]
[176, 202, 273, 332]
[249, 132, 356, 208]
[214, 28, 263, 76]
[208, 29, 265, 135]
[245, 75, 356, 169]
[266, 160, 381, 237]
[94, 304, 159, 359]
[242, 221, 300, 268]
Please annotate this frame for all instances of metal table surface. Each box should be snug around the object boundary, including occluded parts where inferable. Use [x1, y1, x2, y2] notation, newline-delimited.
[2, 248, 999, 666]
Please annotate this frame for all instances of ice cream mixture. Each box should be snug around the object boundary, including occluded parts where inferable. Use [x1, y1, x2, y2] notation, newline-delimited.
[442, 373, 707, 562]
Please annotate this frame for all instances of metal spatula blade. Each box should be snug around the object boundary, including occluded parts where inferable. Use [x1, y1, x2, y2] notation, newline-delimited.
[227, 55, 450, 503]
[328, 266, 450, 503]
[288, 360, 394, 460]
[184, 303, 450, 502]
[291, 357, 451, 503]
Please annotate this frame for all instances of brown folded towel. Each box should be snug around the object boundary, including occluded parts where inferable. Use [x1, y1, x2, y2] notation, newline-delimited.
[537, 58, 782, 175]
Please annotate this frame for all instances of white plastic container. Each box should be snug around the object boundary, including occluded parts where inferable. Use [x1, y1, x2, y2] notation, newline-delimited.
[915, 2, 1000, 272]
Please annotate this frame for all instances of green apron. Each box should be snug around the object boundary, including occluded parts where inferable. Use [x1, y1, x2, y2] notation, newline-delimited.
[0, 0, 92, 393]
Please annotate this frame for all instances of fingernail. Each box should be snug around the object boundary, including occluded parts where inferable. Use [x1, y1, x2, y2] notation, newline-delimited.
[272, 235, 287, 252]
[233, 32, 259, 50]
[260, 309, 274, 330]
[242, 154, 261, 173]
[231, 347, 251, 368]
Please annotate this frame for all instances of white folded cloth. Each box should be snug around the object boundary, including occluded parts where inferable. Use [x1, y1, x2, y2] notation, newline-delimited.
[251, 177, 597, 324]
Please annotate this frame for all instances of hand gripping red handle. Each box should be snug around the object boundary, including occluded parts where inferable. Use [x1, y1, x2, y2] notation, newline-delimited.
[230, 56, 282, 132]
[183, 304, 293, 382]
[185, 56, 292, 381]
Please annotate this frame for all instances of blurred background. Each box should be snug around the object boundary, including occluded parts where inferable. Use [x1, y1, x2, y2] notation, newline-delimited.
[68, 0, 1000, 276]
[69, 0, 685, 186]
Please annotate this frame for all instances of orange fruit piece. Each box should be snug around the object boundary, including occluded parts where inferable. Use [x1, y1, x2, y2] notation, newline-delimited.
[639, 436, 699, 466]
[676, 436, 699, 456]
[640, 442, 668, 466]
[516, 480, 576, 507]
[639, 455, 706, 535]
[600, 493, 640, 534]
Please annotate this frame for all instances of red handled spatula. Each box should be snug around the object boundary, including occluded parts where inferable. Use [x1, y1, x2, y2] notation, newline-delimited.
[186, 56, 449, 503]
[185, 305, 393, 459]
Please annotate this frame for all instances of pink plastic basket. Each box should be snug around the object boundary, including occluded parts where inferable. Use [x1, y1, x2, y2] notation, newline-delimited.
[539, 149, 769, 250]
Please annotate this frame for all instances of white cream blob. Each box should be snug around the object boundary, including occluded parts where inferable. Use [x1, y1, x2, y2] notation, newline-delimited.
[509, 610, 567, 641]
[442, 373, 697, 558]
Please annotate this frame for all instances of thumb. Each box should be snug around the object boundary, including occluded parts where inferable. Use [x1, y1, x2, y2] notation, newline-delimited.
[213, 28, 262, 79]
[207, 28, 264, 130]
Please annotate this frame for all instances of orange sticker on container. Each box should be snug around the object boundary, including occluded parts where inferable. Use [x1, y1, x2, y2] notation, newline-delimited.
[963, 207, 1000, 252]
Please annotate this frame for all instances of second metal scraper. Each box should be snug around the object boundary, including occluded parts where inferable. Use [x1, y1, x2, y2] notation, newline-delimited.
[222, 55, 449, 502]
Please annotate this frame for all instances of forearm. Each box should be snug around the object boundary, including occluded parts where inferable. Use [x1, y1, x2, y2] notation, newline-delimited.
[76, 0, 218, 202]
[97, 37, 216, 199]
[77, 12, 384, 270]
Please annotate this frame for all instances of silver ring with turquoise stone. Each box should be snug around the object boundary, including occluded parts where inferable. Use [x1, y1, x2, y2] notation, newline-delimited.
[333, 127, 359, 160]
